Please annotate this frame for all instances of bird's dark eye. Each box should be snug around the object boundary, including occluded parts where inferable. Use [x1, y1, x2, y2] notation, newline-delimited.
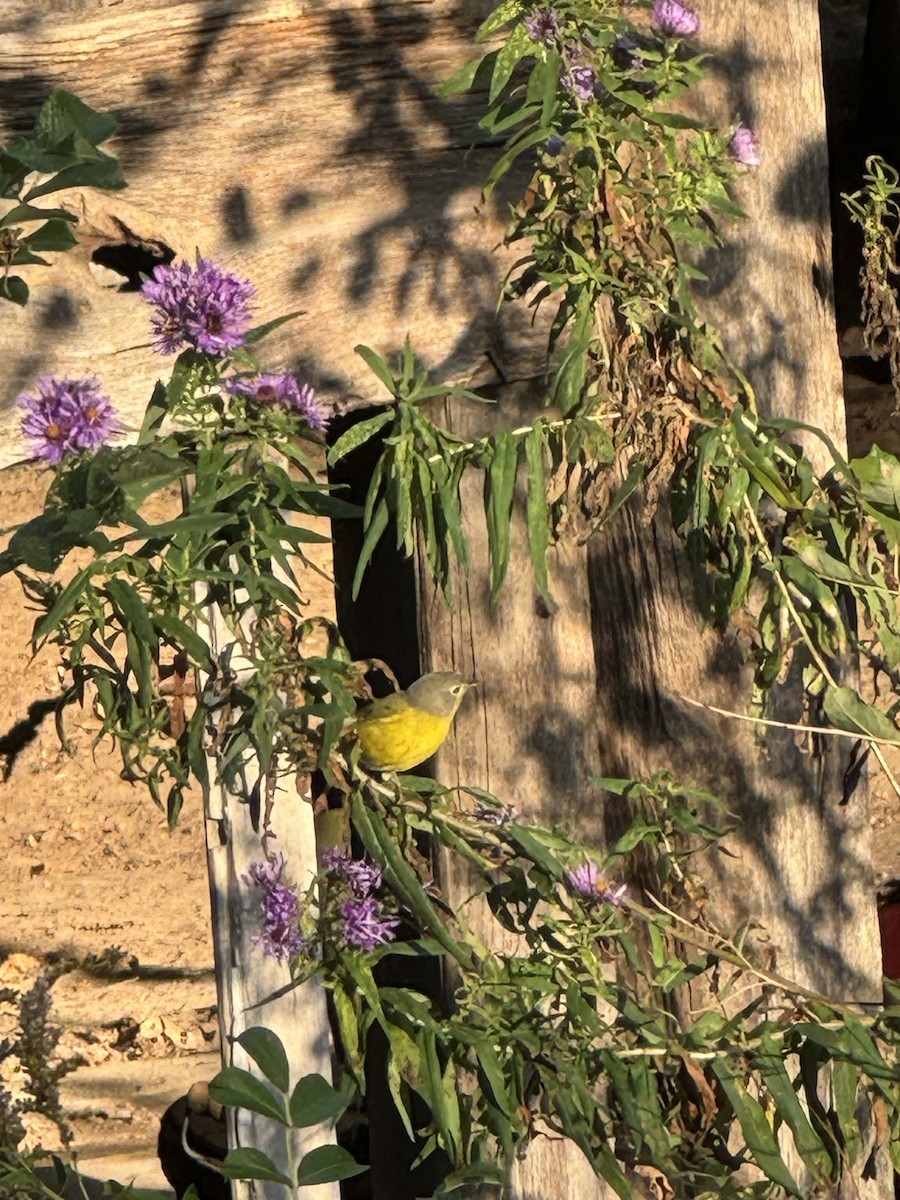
[452, 684, 464, 695]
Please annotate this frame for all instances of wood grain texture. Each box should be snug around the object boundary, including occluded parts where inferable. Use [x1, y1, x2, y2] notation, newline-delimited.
[0, 0, 536, 465]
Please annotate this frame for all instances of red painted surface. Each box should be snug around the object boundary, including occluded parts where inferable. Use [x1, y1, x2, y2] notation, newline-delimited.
[879, 903, 900, 980]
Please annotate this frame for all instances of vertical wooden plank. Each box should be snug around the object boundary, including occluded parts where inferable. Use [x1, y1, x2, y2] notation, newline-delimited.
[200, 522, 339, 1200]
[418, 385, 612, 1200]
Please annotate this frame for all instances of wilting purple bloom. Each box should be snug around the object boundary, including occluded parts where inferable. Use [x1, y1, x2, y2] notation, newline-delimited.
[244, 856, 305, 962]
[562, 65, 596, 102]
[20, 376, 117, 464]
[474, 803, 518, 827]
[652, 0, 700, 37]
[729, 122, 761, 167]
[565, 860, 627, 907]
[544, 134, 565, 156]
[341, 896, 400, 951]
[226, 372, 329, 430]
[322, 847, 383, 898]
[613, 35, 643, 70]
[524, 7, 560, 43]
[142, 257, 256, 356]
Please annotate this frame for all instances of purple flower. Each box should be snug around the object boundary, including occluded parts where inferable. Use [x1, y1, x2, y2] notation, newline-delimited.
[652, 0, 700, 37]
[244, 855, 305, 962]
[19, 376, 117, 464]
[728, 122, 761, 167]
[565, 860, 627, 907]
[544, 135, 565, 156]
[562, 65, 596, 102]
[341, 896, 400, 951]
[524, 7, 560, 43]
[226, 372, 329, 431]
[141, 257, 256, 356]
[322, 847, 383, 898]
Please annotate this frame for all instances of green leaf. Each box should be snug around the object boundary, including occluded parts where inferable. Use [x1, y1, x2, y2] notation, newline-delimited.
[476, 0, 525, 42]
[25, 154, 126, 201]
[823, 685, 900, 745]
[236, 1026, 290, 1094]
[22, 218, 77, 253]
[645, 110, 704, 130]
[35, 90, 119, 147]
[0, 203, 76, 227]
[439, 55, 485, 97]
[288, 1073, 351, 1128]
[355, 344, 397, 395]
[296, 1145, 367, 1187]
[219, 1148, 292, 1186]
[710, 1059, 801, 1195]
[2, 276, 28, 305]
[243, 309, 305, 345]
[138, 382, 169, 444]
[485, 430, 519, 602]
[753, 1035, 833, 1184]
[328, 410, 395, 464]
[208, 1066, 287, 1124]
[351, 496, 390, 600]
[490, 23, 534, 103]
[524, 425, 553, 607]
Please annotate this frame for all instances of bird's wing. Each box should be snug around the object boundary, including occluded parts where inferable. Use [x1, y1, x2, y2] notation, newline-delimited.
[357, 692, 408, 722]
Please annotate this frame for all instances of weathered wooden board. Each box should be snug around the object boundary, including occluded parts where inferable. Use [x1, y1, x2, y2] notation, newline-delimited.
[414, 3, 889, 1199]
[0, 0, 538, 465]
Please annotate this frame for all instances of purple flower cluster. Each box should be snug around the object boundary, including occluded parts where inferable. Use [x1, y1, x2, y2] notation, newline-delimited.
[565, 860, 627, 908]
[652, 0, 700, 37]
[19, 376, 117, 465]
[244, 855, 306, 962]
[524, 7, 560, 44]
[729, 122, 761, 167]
[323, 847, 399, 951]
[142, 258, 256, 356]
[226, 372, 329, 431]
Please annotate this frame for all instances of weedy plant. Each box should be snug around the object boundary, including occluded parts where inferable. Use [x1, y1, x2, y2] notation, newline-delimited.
[7, 1, 900, 1198]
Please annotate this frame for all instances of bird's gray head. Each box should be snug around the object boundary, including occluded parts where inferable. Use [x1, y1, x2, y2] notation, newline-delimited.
[405, 671, 474, 717]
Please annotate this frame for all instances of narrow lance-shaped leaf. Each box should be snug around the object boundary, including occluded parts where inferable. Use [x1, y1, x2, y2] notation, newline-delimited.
[710, 1059, 801, 1196]
[524, 424, 553, 607]
[484, 430, 519, 603]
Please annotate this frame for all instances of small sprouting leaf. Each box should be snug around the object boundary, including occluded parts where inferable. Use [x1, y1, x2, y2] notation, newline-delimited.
[355, 344, 398, 394]
[208, 1067, 287, 1124]
[288, 1073, 352, 1128]
[327, 410, 395, 464]
[296, 1145, 368, 1187]
[236, 1026, 290, 1094]
[219, 1148, 292, 1186]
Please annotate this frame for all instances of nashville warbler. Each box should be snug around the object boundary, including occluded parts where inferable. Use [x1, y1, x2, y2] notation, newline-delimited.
[355, 671, 474, 772]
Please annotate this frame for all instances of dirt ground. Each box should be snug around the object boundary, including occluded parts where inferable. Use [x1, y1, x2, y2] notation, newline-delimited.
[0, 462, 336, 1192]
[0, 365, 899, 1195]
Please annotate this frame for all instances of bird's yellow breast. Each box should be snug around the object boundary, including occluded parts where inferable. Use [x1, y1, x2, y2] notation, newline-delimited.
[356, 705, 453, 773]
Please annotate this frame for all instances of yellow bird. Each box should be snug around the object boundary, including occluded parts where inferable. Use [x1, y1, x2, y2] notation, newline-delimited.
[355, 671, 474, 773]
